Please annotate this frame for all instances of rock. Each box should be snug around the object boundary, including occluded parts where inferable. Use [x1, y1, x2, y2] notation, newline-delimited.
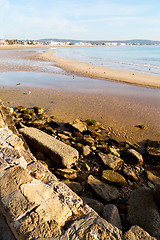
[82, 197, 104, 215]
[19, 127, 79, 168]
[82, 145, 91, 156]
[146, 170, 160, 184]
[137, 124, 147, 130]
[16, 106, 26, 113]
[154, 184, 160, 206]
[126, 149, 143, 166]
[85, 119, 99, 127]
[83, 135, 95, 146]
[98, 152, 124, 170]
[87, 175, 119, 202]
[27, 119, 46, 129]
[128, 187, 160, 239]
[123, 165, 138, 181]
[102, 170, 126, 186]
[123, 225, 157, 240]
[68, 119, 87, 132]
[50, 210, 122, 240]
[58, 133, 70, 140]
[103, 204, 122, 230]
[145, 140, 160, 159]
[49, 120, 60, 128]
[109, 147, 121, 157]
[33, 106, 44, 115]
[55, 169, 77, 180]
[20, 179, 72, 225]
[63, 181, 82, 195]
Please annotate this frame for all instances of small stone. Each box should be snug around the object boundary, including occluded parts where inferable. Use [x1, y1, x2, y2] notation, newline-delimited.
[68, 119, 87, 132]
[123, 165, 138, 181]
[85, 119, 99, 127]
[124, 225, 156, 240]
[55, 168, 77, 179]
[126, 149, 143, 165]
[33, 106, 44, 115]
[109, 147, 120, 157]
[83, 145, 91, 156]
[146, 170, 160, 184]
[83, 135, 94, 146]
[145, 140, 160, 159]
[98, 152, 124, 170]
[102, 170, 126, 186]
[103, 204, 122, 230]
[87, 175, 119, 202]
[63, 181, 82, 195]
[82, 197, 104, 215]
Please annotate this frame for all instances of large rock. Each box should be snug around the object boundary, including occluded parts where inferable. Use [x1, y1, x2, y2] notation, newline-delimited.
[154, 184, 160, 207]
[128, 187, 160, 239]
[102, 170, 126, 186]
[87, 175, 119, 202]
[63, 181, 82, 195]
[98, 152, 124, 170]
[123, 225, 157, 240]
[103, 204, 122, 230]
[19, 127, 79, 168]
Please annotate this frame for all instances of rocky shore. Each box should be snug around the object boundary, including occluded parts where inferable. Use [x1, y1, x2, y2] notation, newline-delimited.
[3, 104, 159, 239]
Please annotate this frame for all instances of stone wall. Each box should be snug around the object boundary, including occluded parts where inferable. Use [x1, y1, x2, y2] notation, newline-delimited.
[0, 100, 156, 240]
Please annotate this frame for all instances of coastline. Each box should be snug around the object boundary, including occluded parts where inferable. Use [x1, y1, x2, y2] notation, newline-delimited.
[33, 50, 160, 89]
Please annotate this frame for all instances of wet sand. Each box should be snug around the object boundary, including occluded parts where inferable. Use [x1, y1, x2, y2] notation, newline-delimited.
[34, 50, 160, 89]
[0, 86, 160, 143]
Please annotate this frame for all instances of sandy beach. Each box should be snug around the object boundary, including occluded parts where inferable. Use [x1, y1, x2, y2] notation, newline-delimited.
[34, 50, 160, 89]
[0, 47, 160, 143]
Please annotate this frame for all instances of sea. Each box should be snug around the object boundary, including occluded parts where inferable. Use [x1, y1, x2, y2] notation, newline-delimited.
[54, 46, 160, 76]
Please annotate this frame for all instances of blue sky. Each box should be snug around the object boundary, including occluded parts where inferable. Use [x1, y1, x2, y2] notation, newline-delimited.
[0, 0, 160, 40]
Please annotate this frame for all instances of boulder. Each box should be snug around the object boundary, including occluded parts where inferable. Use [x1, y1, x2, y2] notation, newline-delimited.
[102, 170, 126, 186]
[98, 152, 124, 170]
[123, 225, 157, 240]
[19, 127, 79, 168]
[82, 197, 104, 215]
[128, 187, 160, 239]
[126, 149, 143, 165]
[87, 175, 119, 202]
[83, 135, 95, 146]
[103, 204, 122, 230]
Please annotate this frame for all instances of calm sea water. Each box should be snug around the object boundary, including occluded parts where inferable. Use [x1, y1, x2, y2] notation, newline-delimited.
[54, 46, 160, 75]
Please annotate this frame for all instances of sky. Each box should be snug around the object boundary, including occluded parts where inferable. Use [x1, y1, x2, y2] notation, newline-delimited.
[0, 0, 160, 41]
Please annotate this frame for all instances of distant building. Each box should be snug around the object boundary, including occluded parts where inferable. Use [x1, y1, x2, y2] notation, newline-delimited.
[0, 40, 6, 45]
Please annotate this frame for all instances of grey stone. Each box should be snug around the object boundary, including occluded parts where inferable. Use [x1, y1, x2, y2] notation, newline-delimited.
[98, 152, 124, 170]
[82, 197, 104, 215]
[19, 127, 79, 168]
[87, 175, 119, 202]
[126, 149, 143, 166]
[128, 187, 160, 239]
[123, 225, 157, 240]
[103, 204, 122, 230]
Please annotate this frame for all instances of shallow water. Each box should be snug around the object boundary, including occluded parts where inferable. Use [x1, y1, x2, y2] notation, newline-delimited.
[54, 46, 160, 75]
[0, 71, 160, 105]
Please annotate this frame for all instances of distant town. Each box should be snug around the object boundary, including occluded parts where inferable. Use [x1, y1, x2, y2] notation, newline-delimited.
[0, 39, 160, 46]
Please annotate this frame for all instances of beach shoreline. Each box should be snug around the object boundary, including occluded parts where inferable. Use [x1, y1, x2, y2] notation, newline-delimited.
[33, 50, 160, 89]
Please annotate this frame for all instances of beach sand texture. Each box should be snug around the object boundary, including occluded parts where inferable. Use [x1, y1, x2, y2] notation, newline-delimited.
[34, 50, 160, 89]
